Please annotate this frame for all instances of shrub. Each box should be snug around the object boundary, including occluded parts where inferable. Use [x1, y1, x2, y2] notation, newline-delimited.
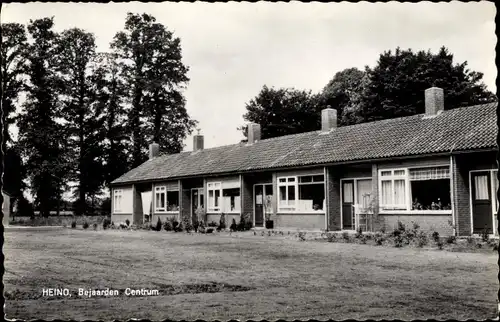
[218, 214, 226, 231]
[172, 220, 179, 230]
[326, 233, 336, 243]
[394, 235, 404, 248]
[103, 218, 111, 230]
[83, 222, 89, 229]
[374, 232, 385, 246]
[359, 235, 367, 244]
[125, 219, 130, 227]
[163, 220, 173, 231]
[466, 236, 474, 244]
[298, 232, 306, 241]
[481, 228, 489, 242]
[446, 235, 456, 244]
[155, 217, 162, 231]
[206, 228, 214, 234]
[230, 218, 238, 232]
[193, 219, 199, 232]
[184, 222, 193, 233]
[416, 232, 428, 247]
[238, 213, 252, 231]
[431, 231, 440, 243]
[342, 231, 350, 242]
[355, 226, 363, 239]
[208, 221, 218, 227]
[93, 223, 98, 230]
[71, 221, 77, 229]
[437, 241, 444, 250]
[174, 221, 184, 232]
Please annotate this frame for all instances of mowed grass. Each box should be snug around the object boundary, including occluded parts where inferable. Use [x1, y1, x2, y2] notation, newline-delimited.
[4, 228, 498, 320]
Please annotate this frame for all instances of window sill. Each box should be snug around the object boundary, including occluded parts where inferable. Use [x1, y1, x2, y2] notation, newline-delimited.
[277, 211, 326, 215]
[154, 211, 179, 214]
[380, 210, 452, 215]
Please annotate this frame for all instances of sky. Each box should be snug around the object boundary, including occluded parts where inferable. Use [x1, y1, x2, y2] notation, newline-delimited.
[2, 1, 497, 152]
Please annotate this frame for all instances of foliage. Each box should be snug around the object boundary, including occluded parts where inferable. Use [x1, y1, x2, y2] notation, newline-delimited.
[103, 218, 111, 229]
[374, 232, 385, 246]
[437, 241, 444, 250]
[342, 231, 350, 242]
[481, 228, 489, 242]
[297, 232, 307, 241]
[93, 223, 98, 230]
[83, 221, 89, 229]
[155, 217, 162, 231]
[355, 226, 363, 239]
[326, 233, 336, 243]
[125, 219, 130, 227]
[416, 232, 428, 248]
[230, 218, 238, 232]
[71, 221, 77, 229]
[237, 213, 253, 231]
[431, 231, 440, 243]
[17, 17, 68, 217]
[218, 213, 226, 231]
[111, 12, 196, 167]
[163, 219, 173, 231]
[184, 222, 193, 233]
[208, 221, 218, 227]
[241, 86, 323, 139]
[446, 235, 456, 244]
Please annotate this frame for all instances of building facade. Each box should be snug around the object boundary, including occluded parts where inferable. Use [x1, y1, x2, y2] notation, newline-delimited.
[111, 87, 498, 236]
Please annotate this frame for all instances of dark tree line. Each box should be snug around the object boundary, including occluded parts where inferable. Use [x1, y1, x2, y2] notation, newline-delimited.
[243, 47, 496, 140]
[1, 13, 197, 216]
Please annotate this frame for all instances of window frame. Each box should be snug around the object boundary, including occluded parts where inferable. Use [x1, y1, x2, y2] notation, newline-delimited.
[207, 182, 222, 213]
[277, 174, 325, 213]
[378, 165, 452, 214]
[154, 186, 179, 213]
[113, 189, 123, 212]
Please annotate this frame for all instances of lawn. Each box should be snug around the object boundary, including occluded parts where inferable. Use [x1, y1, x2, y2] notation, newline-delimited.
[4, 228, 498, 320]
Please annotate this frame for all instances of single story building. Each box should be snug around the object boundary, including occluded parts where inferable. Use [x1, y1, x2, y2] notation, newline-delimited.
[111, 87, 498, 236]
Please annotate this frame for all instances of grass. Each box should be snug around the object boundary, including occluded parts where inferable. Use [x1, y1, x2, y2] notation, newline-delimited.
[9, 215, 108, 227]
[4, 228, 497, 320]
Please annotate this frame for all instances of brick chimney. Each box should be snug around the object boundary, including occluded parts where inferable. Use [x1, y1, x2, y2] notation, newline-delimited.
[193, 134, 204, 151]
[425, 87, 444, 116]
[321, 107, 337, 132]
[247, 123, 261, 144]
[149, 142, 159, 159]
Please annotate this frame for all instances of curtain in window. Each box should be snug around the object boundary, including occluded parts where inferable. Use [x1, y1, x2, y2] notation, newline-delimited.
[356, 179, 372, 208]
[343, 182, 353, 203]
[410, 167, 450, 180]
[474, 175, 489, 200]
[394, 180, 406, 206]
[381, 181, 392, 206]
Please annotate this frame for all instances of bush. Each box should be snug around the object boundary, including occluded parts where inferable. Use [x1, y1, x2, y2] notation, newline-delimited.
[71, 221, 77, 229]
[416, 232, 428, 247]
[155, 217, 162, 231]
[374, 232, 385, 246]
[218, 214, 226, 231]
[174, 221, 183, 232]
[326, 233, 336, 243]
[230, 218, 237, 232]
[93, 223, 98, 230]
[103, 218, 111, 230]
[355, 226, 363, 239]
[298, 232, 306, 241]
[394, 235, 404, 248]
[237, 213, 252, 231]
[437, 241, 444, 250]
[206, 228, 214, 234]
[83, 221, 89, 229]
[184, 222, 193, 233]
[208, 221, 218, 227]
[163, 220, 173, 231]
[342, 231, 350, 242]
[446, 235, 456, 244]
[481, 228, 489, 242]
[125, 219, 130, 227]
[431, 231, 440, 243]
[466, 236, 474, 244]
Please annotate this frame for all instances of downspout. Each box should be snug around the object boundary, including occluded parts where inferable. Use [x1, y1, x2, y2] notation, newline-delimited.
[450, 144, 457, 236]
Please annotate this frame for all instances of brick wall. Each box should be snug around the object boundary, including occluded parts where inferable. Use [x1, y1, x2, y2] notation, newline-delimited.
[132, 186, 143, 225]
[275, 213, 325, 230]
[241, 175, 254, 225]
[180, 188, 191, 224]
[327, 166, 341, 230]
[381, 214, 453, 236]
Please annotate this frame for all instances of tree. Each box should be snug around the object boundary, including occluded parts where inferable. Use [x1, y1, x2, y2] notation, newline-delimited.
[241, 86, 323, 140]
[359, 46, 497, 122]
[56, 28, 106, 215]
[3, 147, 26, 198]
[93, 52, 130, 185]
[111, 12, 196, 167]
[318, 67, 366, 126]
[1, 23, 28, 146]
[17, 17, 67, 217]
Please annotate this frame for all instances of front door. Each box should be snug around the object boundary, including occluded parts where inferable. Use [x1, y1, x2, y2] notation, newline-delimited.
[471, 171, 493, 234]
[254, 184, 273, 228]
[191, 188, 204, 223]
[342, 180, 355, 230]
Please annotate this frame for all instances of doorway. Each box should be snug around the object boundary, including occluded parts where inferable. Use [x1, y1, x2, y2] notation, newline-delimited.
[254, 183, 273, 228]
[341, 178, 373, 231]
[470, 170, 497, 234]
[191, 188, 204, 223]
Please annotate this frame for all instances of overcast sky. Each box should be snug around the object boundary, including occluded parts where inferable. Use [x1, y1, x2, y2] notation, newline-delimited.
[2, 1, 497, 152]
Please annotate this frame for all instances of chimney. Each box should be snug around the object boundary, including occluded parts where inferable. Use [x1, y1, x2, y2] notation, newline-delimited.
[247, 123, 261, 144]
[193, 134, 204, 151]
[425, 87, 444, 116]
[149, 142, 159, 159]
[321, 107, 337, 132]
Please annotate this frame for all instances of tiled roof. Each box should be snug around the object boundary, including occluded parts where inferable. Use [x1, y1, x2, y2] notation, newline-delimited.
[112, 103, 498, 185]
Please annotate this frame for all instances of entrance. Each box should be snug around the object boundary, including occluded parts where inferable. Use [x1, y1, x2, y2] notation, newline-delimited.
[471, 171, 497, 234]
[191, 188, 204, 223]
[254, 184, 273, 228]
[341, 178, 373, 231]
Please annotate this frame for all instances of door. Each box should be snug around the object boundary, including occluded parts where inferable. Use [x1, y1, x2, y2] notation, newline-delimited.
[342, 180, 355, 230]
[356, 179, 372, 231]
[254, 184, 273, 228]
[191, 188, 204, 223]
[471, 172, 493, 234]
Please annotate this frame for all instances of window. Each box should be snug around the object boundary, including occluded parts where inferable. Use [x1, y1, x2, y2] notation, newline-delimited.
[278, 174, 325, 212]
[379, 166, 451, 212]
[114, 189, 122, 212]
[155, 186, 179, 212]
[208, 182, 222, 212]
[222, 188, 241, 213]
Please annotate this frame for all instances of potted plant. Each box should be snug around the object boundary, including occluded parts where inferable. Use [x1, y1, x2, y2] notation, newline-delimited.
[263, 195, 274, 229]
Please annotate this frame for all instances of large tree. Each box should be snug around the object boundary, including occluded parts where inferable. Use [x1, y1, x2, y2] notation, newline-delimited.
[56, 28, 106, 215]
[242, 86, 322, 140]
[17, 17, 67, 217]
[358, 46, 497, 122]
[111, 12, 196, 167]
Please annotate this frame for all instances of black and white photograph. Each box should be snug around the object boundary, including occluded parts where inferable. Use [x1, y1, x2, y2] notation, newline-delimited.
[1, 1, 498, 320]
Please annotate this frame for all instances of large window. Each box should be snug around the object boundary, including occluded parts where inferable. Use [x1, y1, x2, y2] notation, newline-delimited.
[379, 166, 451, 212]
[155, 186, 179, 212]
[207, 182, 240, 213]
[278, 174, 325, 212]
[114, 189, 122, 212]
